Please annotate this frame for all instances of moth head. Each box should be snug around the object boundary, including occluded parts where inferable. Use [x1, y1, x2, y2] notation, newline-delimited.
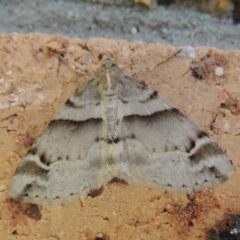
[92, 57, 125, 93]
[101, 57, 117, 69]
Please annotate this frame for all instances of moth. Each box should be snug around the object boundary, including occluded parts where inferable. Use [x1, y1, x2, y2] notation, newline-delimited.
[9, 57, 233, 205]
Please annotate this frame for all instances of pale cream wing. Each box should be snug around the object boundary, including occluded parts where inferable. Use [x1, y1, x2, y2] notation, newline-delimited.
[116, 82, 233, 193]
[9, 82, 115, 205]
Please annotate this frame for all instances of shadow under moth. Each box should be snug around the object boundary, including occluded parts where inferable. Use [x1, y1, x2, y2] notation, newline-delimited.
[9, 57, 234, 205]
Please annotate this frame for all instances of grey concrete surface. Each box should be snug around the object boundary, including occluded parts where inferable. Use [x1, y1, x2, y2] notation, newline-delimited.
[0, 0, 239, 50]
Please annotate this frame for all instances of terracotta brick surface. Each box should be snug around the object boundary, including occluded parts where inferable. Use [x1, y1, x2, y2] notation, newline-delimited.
[0, 33, 239, 240]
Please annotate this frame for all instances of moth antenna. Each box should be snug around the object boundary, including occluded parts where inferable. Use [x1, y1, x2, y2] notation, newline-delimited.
[132, 49, 182, 78]
[60, 51, 91, 78]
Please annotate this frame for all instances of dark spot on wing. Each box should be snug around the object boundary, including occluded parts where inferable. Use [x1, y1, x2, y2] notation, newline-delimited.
[65, 99, 76, 108]
[27, 147, 38, 155]
[174, 146, 179, 151]
[209, 166, 228, 182]
[113, 137, 120, 143]
[40, 153, 50, 166]
[15, 161, 49, 179]
[23, 184, 32, 196]
[122, 99, 129, 104]
[209, 166, 216, 173]
[186, 139, 196, 153]
[197, 131, 208, 139]
[140, 82, 148, 90]
[165, 146, 168, 152]
[150, 91, 158, 99]
[189, 142, 223, 163]
[189, 154, 196, 161]
[140, 91, 158, 103]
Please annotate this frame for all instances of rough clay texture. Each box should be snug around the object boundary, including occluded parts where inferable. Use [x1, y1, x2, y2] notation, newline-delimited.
[0, 33, 239, 240]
